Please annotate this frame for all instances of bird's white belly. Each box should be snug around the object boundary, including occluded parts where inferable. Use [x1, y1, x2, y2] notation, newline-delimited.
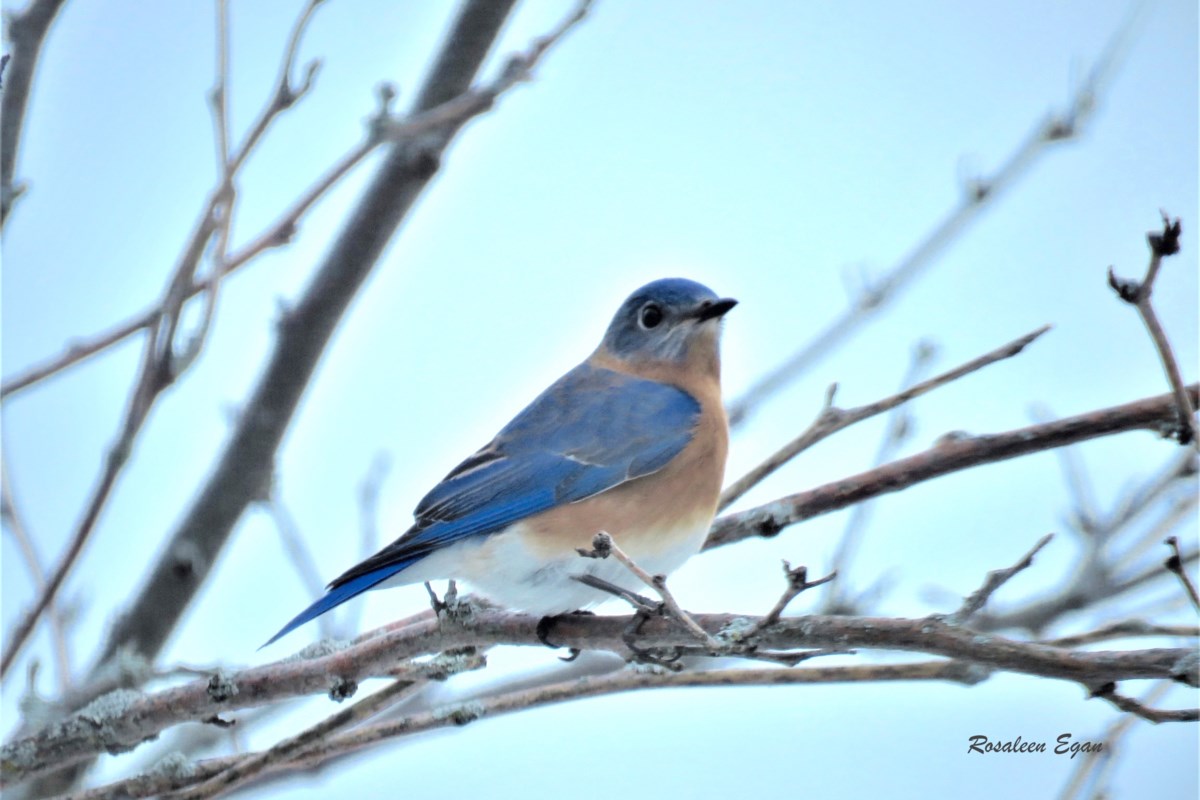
[385, 515, 713, 615]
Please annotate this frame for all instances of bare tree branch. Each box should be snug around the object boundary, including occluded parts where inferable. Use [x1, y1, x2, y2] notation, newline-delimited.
[754, 562, 837, 632]
[0, 0, 69, 226]
[720, 325, 1049, 510]
[4, 606, 1195, 787]
[1112, 547, 1199, 602]
[1042, 621, 1199, 648]
[0, 131, 376, 400]
[821, 339, 935, 614]
[89, 0, 588, 677]
[1090, 682, 1198, 723]
[1164, 535, 1200, 611]
[577, 532, 719, 648]
[1059, 682, 1171, 799]
[975, 481, 1197, 636]
[58, 660, 979, 800]
[945, 533, 1055, 624]
[6, 2, 598, 795]
[173, 650, 486, 800]
[0, 0, 329, 685]
[263, 491, 332, 640]
[1108, 213, 1195, 446]
[706, 386, 1199, 550]
[1, 453, 72, 692]
[725, 10, 1138, 427]
[0, 0, 599, 402]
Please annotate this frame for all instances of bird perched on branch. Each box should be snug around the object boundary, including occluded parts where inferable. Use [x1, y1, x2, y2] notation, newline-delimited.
[265, 277, 736, 646]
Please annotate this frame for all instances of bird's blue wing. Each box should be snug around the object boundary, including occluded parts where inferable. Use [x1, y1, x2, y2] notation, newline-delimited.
[354, 362, 699, 564]
[263, 363, 699, 646]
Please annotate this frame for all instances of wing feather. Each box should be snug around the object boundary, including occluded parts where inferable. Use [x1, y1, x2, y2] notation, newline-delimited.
[330, 363, 699, 589]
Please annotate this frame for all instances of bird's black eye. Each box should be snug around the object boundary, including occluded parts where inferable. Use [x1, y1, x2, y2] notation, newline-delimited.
[639, 303, 664, 329]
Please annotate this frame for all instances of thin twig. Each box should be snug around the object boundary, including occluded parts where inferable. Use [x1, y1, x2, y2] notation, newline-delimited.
[972, 451, 1196, 635]
[0, 0, 330, 682]
[1089, 682, 1199, 723]
[707, 386, 1199, 551]
[754, 561, 837, 632]
[224, 0, 323, 178]
[720, 325, 1050, 510]
[173, 651, 485, 800]
[350, 452, 391, 634]
[945, 533, 1055, 625]
[1113, 486, 1197, 567]
[89, 0, 577, 683]
[0, 311, 154, 398]
[0, 456, 72, 692]
[578, 532, 719, 649]
[976, 545, 1199, 637]
[0, 135, 380, 400]
[822, 340, 937, 613]
[725, 10, 1138, 427]
[1031, 403, 1102, 534]
[1112, 547, 1199, 599]
[263, 492, 333, 640]
[1108, 213, 1196, 446]
[176, 0, 236, 377]
[1042, 621, 1199, 649]
[1058, 681, 1172, 800]
[0, 378, 154, 680]
[0, 0, 595, 401]
[1163, 536, 1200, 611]
[1107, 448, 1197, 533]
[209, 0, 231, 175]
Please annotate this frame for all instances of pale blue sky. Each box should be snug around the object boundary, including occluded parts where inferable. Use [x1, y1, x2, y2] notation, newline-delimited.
[2, 1, 1197, 797]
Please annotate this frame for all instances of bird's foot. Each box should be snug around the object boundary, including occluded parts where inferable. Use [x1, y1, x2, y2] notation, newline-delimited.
[570, 573, 679, 665]
[621, 606, 683, 669]
[536, 610, 594, 661]
[424, 580, 474, 623]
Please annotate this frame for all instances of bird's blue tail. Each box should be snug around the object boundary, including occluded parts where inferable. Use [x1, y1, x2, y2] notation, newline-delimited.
[261, 562, 412, 648]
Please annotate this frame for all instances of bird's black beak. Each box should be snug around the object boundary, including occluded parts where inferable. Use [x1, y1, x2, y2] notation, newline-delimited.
[693, 297, 738, 322]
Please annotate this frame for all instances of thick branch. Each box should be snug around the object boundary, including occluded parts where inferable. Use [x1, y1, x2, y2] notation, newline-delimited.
[0, 0, 327, 684]
[176, 650, 486, 800]
[3, 609, 1192, 786]
[59, 660, 977, 800]
[90, 0, 553, 672]
[0, 1, 599, 401]
[706, 386, 1199, 550]
[0, 0, 68, 226]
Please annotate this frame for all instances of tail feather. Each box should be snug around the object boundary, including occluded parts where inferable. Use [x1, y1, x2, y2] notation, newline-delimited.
[261, 561, 412, 648]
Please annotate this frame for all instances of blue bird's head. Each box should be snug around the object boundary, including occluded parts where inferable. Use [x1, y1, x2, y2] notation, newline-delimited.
[599, 278, 737, 374]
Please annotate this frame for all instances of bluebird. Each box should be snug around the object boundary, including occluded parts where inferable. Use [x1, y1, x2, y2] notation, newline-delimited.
[265, 278, 736, 646]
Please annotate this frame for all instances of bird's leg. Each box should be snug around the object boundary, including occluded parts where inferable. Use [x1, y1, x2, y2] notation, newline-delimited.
[424, 580, 475, 623]
[576, 533, 719, 651]
[572, 573, 662, 615]
[621, 607, 683, 669]
[536, 610, 594, 661]
[571, 574, 683, 666]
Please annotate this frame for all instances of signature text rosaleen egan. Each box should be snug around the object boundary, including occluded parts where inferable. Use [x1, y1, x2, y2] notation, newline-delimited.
[967, 735, 1102, 758]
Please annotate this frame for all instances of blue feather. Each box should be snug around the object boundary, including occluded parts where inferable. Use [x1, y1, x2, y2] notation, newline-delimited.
[264, 363, 702, 646]
[260, 558, 418, 648]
